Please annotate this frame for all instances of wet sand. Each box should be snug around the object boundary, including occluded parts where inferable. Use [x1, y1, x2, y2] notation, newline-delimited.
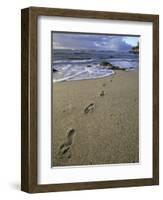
[52, 70, 139, 167]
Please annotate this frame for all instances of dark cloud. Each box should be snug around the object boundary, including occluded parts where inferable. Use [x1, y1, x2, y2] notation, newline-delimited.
[52, 32, 138, 51]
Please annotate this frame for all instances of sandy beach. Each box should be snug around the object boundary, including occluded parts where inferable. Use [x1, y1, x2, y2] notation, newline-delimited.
[52, 70, 139, 167]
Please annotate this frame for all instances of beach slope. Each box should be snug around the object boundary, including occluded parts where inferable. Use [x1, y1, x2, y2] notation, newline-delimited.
[52, 70, 139, 167]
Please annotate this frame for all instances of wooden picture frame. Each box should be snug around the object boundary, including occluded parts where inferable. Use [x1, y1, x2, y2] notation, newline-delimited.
[21, 7, 159, 193]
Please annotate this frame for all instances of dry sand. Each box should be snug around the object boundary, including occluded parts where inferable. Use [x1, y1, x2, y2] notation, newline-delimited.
[52, 70, 139, 167]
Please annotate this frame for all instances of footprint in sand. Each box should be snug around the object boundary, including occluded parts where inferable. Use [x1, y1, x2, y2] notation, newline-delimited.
[58, 129, 76, 159]
[84, 103, 95, 114]
[100, 90, 105, 97]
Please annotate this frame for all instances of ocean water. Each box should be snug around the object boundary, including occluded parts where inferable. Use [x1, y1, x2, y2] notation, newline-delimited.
[52, 49, 139, 82]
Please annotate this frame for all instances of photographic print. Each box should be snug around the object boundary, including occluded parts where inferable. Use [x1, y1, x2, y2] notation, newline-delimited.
[52, 32, 139, 167]
[21, 7, 159, 193]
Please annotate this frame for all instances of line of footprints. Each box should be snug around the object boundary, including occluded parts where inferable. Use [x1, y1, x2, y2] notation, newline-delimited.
[58, 87, 106, 159]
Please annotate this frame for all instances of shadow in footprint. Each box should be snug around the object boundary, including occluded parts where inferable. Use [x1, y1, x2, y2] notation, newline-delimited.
[58, 129, 76, 159]
[100, 90, 105, 97]
[84, 103, 95, 114]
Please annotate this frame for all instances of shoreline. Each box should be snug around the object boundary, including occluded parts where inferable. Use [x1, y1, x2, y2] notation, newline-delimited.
[53, 68, 138, 83]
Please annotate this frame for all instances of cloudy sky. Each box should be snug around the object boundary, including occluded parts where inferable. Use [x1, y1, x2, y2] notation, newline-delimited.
[52, 32, 139, 51]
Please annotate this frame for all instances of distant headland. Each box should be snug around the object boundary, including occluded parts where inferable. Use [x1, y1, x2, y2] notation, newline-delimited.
[129, 42, 139, 54]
